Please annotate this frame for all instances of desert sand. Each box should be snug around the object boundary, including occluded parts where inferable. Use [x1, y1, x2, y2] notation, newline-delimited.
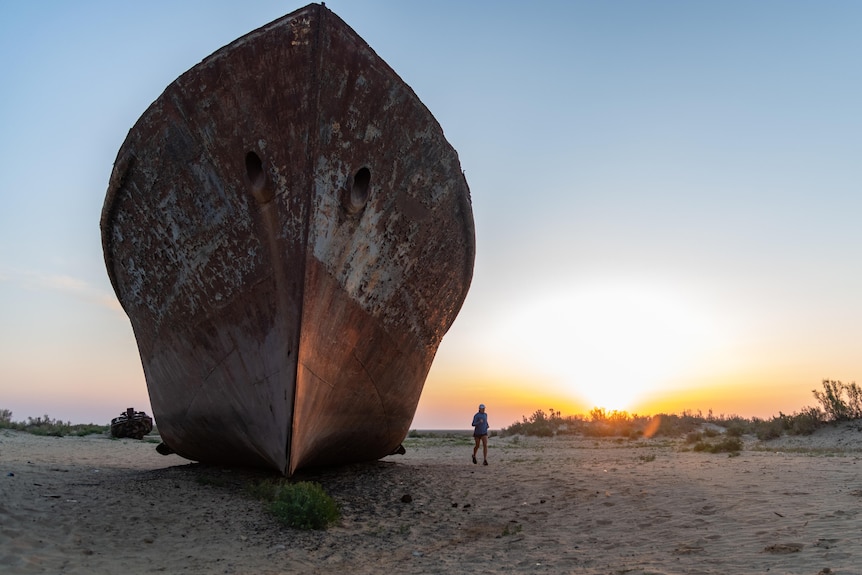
[2, 424, 861, 575]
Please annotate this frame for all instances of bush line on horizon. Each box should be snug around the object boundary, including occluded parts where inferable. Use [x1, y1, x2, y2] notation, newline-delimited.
[3, 380, 861, 441]
[0, 410, 108, 437]
[498, 379, 862, 442]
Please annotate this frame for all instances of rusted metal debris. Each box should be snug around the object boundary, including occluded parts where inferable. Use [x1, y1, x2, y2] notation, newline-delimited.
[100, 3, 475, 474]
[110, 408, 154, 440]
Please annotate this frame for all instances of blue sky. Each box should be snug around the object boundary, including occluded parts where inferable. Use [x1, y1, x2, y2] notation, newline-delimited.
[2, 1, 861, 428]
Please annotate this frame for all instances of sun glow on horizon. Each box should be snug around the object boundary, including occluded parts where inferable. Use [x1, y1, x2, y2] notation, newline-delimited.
[493, 281, 735, 413]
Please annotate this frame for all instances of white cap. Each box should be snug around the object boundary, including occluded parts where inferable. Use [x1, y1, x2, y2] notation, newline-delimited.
[479, 404, 485, 409]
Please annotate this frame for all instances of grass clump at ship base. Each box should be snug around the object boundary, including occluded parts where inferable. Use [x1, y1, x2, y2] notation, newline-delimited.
[248, 480, 340, 530]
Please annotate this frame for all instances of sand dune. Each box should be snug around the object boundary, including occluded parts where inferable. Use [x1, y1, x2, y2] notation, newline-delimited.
[2, 424, 861, 574]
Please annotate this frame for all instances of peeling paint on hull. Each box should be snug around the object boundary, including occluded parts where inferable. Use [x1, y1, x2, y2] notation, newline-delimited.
[100, 3, 475, 475]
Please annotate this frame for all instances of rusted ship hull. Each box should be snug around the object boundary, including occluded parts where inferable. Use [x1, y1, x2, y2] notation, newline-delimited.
[100, 3, 474, 475]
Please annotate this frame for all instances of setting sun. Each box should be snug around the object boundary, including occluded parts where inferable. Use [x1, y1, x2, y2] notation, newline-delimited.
[494, 280, 732, 412]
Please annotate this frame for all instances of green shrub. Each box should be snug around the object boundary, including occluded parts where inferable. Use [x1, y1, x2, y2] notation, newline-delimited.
[754, 419, 783, 441]
[785, 407, 822, 435]
[685, 431, 703, 444]
[693, 436, 742, 454]
[245, 479, 279, 501]
[812, 380, 862, 422]
[718, 436, 743, 452]
[651, 413, 702, 437]
[582, 422, 616, 437]
[254, 481, 340, 530]
[70, 424, 109, 436]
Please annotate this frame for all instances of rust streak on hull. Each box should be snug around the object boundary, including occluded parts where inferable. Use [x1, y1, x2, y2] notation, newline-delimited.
[100, 3, 475, 475]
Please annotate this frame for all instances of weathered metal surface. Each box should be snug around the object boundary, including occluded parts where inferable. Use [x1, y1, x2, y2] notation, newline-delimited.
[100, 3, 474, 474]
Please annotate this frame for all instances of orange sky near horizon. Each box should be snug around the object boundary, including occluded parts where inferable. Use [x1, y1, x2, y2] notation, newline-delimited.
[414, 366, 831, 431]
[407, 269, 854, 430]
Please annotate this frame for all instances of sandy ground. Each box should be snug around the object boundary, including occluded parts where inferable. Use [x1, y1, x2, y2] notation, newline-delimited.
[2, 424, 862, 575]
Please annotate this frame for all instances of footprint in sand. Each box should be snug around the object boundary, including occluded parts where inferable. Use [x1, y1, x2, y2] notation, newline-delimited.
[694, 504, 717, 516]
[673, 543, 704, 555]
[763, 543, 803, 554]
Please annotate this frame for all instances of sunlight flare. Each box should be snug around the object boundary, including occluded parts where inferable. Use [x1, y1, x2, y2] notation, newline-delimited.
[496, 281, 732, 412]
